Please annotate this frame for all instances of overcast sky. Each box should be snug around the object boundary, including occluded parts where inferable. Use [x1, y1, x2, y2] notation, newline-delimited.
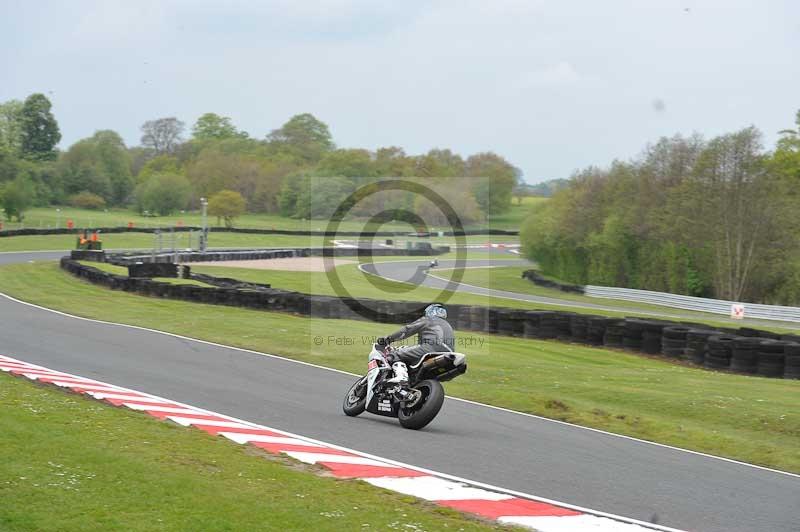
[2, 0, 798, 183]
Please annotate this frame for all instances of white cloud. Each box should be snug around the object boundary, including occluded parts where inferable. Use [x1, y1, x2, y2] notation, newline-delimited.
[519, 61, 581, 88]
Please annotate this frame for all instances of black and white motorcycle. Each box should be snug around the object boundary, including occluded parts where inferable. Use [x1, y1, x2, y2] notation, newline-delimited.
[342, 343, 467, 430]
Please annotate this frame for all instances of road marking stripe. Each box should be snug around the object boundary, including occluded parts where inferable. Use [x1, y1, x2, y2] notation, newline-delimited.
[36, 375, 112, 385]
[320, 462, 427, 478]
[51, 382, 124, 392]
[0, 365, 62, 374]
[4, 368, 68, 378]
[123, 404, 204, 415]
[0, 361, 46, 370]
[500, 514, 658, 531]
[365, 476, 514, 502]
[187, 424, 282, 435]
[283, 452, 388, 467]
[218, 433, 313, 446]
[165, 416, 258, 430]
[438, 498, 580, 518]
[87, 392, 168, 402]
[249, 442, 349, 455]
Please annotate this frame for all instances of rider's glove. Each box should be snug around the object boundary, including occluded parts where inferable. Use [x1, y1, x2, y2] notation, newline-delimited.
[376, 336, 389, 347]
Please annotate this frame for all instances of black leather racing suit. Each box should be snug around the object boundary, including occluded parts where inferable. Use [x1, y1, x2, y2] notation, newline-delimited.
[386, 315, 455, 364]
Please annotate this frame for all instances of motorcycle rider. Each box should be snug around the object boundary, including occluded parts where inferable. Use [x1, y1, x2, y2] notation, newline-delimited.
[376, 303, 454, 386]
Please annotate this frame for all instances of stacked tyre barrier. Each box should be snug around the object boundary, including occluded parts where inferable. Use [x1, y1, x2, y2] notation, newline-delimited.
[686, 330, 716, 365]
[757, 341, 788, 378]
[731, 338, 762, 374]
[587, 317, 615, 345]
[569, 314, 590, 343]
[785, 344, 800, 379]
[520, 270, 584, 294]
[61, 257, 800, 379]
[661, 326, 691, 358]
[603, 322, 625, 347]
[622, 320, 645, 350]
[705, 336, 735, 369]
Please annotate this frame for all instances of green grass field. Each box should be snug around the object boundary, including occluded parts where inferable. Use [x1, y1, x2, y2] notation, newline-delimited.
[0, 372, 503, 531]
[0, 230, 517, 253]
[485, 196, 547, 229]
[5, 201, 543, 234]
[4, 206, 410, 232]
[1, 261, 797, 473]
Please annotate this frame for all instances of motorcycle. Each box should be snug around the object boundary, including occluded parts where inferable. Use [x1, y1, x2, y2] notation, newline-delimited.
[342, 343, 467, 430]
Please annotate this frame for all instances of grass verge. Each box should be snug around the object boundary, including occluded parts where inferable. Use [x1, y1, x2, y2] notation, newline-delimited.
[3, 202, 537, 233]
[0, 232, 517, 253]
[0, 372, 502, 531]
[0, 261, 798, 473]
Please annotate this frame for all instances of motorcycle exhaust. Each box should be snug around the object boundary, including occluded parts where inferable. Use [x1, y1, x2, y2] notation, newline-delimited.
[421, 354, 453, 370]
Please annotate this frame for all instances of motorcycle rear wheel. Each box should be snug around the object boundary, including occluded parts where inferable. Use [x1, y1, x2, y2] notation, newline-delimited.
[398, 379, 444, 430]
[342, 377, 367, 416]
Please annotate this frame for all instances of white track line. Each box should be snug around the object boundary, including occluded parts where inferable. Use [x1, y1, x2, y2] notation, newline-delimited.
[0, 290, 797, 481]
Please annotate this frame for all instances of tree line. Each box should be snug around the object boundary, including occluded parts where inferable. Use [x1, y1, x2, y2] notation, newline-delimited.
[521, 111, 800, 305]
[0, 94, 519, 227]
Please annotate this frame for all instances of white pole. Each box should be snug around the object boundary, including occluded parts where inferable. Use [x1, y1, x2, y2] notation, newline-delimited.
[200, 197, 208, 252]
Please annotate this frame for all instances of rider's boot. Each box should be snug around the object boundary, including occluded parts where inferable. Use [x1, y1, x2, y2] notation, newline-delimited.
[386, 361, 409, 385]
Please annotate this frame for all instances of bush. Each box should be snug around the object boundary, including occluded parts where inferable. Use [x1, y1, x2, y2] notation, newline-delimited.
[68, 191, 106, 210]
[134, 173, 191, 216]
[208, 189, 246, 228]
[1, 176, 35, 221]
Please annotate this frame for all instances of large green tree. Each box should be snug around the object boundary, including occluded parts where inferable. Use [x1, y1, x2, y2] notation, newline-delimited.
[0, 100, 24, 154]
[19, 93, 61, 161]
[414, 149, 464, 178]
[267, 113, 334, 164]
[140, 117, 185, 155]
[192, 113, 245, 141]
[315, 149, 376, 178]
[186, 145, 287, 212]
[133, 173, 191, 215]
[684, 127, 778, 301]
[465, 152, 516, 214]
[57, 131, 133, 205]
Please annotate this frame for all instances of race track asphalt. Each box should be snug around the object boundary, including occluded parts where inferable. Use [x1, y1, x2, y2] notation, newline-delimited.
[1, 252, 799, 532]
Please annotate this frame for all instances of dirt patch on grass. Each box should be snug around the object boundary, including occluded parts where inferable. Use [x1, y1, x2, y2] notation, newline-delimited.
[191, 257, 354, 272]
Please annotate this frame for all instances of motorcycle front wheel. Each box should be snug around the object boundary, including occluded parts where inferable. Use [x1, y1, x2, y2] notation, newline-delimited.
[342, 377, 367, 417]
[398, 379, 444, 430]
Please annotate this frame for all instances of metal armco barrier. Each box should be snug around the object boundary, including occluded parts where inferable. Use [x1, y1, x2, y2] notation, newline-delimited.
[584, 286, 800, 323]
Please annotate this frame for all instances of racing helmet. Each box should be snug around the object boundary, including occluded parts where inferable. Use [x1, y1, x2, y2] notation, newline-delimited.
[424, 303, 447, 319]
